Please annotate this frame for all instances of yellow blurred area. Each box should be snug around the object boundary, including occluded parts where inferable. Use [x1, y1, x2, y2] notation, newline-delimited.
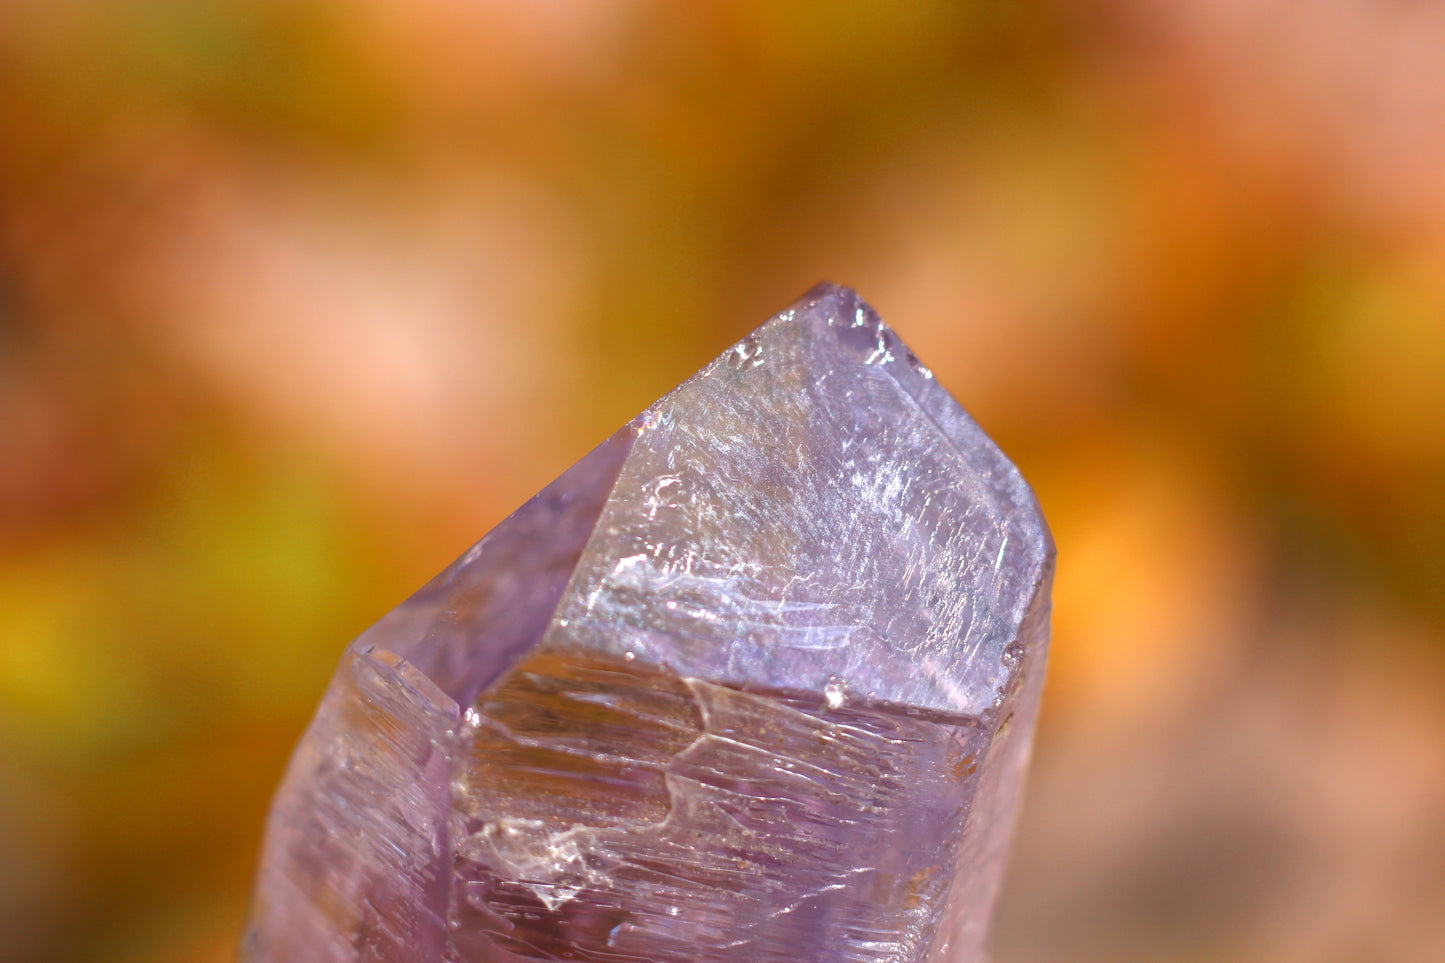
[1, 2, 1443, 960]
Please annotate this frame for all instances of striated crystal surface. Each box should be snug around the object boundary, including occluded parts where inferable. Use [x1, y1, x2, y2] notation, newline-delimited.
[242, 283, 1055, 963]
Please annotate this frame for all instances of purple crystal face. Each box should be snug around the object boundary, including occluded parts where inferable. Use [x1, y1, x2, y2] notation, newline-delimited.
[242, 284, 1054, 963]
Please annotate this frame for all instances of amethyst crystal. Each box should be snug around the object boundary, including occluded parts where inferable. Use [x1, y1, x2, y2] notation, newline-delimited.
[242, 284, 1054, 963]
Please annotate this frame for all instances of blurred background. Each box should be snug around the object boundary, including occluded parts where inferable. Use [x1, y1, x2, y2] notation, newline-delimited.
[1, 2, 1443, 961]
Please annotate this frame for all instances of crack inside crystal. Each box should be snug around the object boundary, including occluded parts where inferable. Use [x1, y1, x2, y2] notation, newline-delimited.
[449, 647, 984, 962]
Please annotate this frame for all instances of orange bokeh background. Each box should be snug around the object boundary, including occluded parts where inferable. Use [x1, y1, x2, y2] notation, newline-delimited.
[2, 3, 1443, 961]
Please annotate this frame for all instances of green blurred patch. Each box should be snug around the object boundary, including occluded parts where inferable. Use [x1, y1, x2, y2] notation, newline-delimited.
[1249, 245, 1445, 631]
[0, 441, 379, 765]
[6, 0, 398, 148]
[0, 431, 416, 960]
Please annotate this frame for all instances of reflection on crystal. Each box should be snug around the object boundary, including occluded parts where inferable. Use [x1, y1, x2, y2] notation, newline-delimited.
[242, 283, 1055, 963]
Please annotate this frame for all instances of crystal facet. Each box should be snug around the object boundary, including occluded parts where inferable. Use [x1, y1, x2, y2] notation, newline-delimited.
[242, 284, 1055, 963]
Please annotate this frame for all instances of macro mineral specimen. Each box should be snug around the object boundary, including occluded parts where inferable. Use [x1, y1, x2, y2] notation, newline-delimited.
[242, 283, 1054, 963]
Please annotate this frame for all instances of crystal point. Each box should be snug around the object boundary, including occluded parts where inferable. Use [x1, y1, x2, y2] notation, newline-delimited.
[243, 283, 1054, 963]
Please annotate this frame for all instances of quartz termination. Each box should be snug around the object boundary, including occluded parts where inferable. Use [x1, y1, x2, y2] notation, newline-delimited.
[242, 284, 1055, 963]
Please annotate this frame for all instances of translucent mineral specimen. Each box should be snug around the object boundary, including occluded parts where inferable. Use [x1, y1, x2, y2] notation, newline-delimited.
[242, 283, 1054, 963]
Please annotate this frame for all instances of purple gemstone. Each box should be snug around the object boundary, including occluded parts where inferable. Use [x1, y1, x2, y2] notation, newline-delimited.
[242, 283, 1054, 963]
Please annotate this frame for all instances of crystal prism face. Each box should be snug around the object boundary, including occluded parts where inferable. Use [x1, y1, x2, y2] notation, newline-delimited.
[242, 284, 1054, 963]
